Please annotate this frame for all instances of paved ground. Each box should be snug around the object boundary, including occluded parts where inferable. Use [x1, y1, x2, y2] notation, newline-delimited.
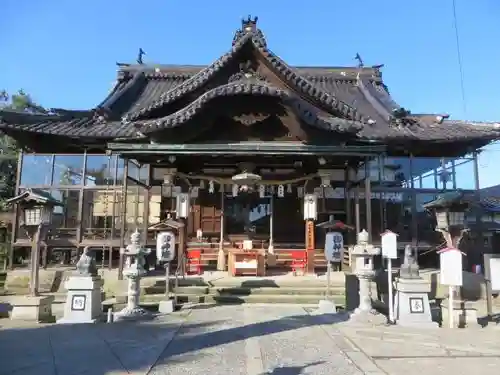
[1, 305, 500, 375]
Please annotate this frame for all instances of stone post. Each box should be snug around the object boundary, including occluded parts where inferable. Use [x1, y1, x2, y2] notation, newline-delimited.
[114, 230, 151, 321]
[393, 245, 438, 328]
[57, 247, 103, 324]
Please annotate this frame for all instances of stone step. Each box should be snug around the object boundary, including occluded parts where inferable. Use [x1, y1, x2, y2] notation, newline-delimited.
[142, 285, 209, 295]
[103, 293, 345, 309]
[208, 279, 345, 289]
[209, 286, 345, 296]
[142, 285, 345, 296]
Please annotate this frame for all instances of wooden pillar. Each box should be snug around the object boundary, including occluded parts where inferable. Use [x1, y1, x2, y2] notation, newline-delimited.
[118, 160, 129, 280]
[305, 219, 315, 274]
[179, 218, 186, 277]
[217, 189, 226, 271]
[365, 161, 372, 242]
[355, 185, 360, 235]
[9, 151, 23, 270]
[473, 151, 483, 270]
[409, 154, 418, 247]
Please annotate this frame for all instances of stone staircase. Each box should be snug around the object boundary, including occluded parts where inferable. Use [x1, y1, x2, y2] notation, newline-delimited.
[102, 276, 347, 311]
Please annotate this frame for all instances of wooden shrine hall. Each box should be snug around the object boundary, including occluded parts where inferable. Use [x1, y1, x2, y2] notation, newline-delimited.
[1, 16, 499, 277]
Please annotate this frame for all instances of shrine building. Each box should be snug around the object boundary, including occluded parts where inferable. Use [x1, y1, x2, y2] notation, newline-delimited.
[1, 17, 499, 277]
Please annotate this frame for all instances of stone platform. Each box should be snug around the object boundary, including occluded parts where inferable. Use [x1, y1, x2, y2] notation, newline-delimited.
[3, 304, 500, 374]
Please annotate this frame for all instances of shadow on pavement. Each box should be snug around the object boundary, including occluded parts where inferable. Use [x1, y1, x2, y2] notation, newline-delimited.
[261, 361, 325, 374]
[0, 309, 346, 375]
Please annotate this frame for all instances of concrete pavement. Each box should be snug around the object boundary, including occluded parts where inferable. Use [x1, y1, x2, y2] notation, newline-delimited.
[1, 305, 500, 375]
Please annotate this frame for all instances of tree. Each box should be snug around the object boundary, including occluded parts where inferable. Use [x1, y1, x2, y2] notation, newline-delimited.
[0, 90, 47, 210]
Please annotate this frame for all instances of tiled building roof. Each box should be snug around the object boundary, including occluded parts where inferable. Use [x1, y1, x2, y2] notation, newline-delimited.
[1, 16, 499, 148]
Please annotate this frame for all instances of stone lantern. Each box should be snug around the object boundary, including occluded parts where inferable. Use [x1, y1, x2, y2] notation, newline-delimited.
[350, 229, 380, 314]
[6, 188, 62, 322]
[113, 230, 151, 321]
[422, 191, 469, 248]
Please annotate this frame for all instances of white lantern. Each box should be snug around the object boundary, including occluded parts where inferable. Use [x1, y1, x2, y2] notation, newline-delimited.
[23, 205, 53, 226]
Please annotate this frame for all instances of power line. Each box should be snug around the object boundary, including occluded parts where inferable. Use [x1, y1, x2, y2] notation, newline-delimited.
[452, 0, 467, 114]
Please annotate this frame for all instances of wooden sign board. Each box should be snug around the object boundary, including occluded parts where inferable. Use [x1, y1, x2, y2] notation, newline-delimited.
[484, 254, 500, 292]
[439, 248, 463, 286]
[324, 232, 343, 262]
[305, 220, 315, 250]
[381, 230, 398, 259]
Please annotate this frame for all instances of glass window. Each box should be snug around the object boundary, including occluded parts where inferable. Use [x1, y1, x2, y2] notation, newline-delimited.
[52, 155, 84, 185]
[124, 180, 146, 237]
[384, 192, 413, 243]
[82, 189, 115, 241]
[415, 193, 441, 246]
[381, 157, 412, 188]
[116, 157, 125, 186]
[411, 157, 445, 190]
[49, 189, 79, 239]
[85, 155, 116, 186]
[127, 160, 148, 184]
[20, 154, 53, 186]
[453, 155, 476, 190]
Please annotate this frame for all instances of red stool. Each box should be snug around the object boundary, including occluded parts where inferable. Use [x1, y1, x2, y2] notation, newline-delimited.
[290, 250, 307, 276]
[186, 249, 202, 275]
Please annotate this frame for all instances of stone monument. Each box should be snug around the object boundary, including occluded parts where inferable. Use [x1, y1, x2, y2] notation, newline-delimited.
[114, 230, 151, 321]
[393, 244, 438, 328]
[350, 230, 380, 316]
[57, 246, 104, 324]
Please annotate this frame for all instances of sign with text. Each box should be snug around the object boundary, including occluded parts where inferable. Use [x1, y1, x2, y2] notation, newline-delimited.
[156, 231, 176, 261]
[439, 247, 463, 286]
[381, 230, 398, 259]
[305, 220, 315, 250]
[325, 232, 343, 262]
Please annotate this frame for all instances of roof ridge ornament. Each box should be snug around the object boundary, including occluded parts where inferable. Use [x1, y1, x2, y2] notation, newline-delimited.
[354, 53, 364, 68]
[242, 15, 258, 32]
[232, 15, 267, 47]
[137, 48, 146, 65]
[228, 60, 269, 83]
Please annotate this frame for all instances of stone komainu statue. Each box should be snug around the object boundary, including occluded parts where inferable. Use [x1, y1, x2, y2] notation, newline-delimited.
[76, 246, 98, 276]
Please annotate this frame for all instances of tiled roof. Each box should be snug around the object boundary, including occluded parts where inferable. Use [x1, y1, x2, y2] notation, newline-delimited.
[1, 17, 500, 146]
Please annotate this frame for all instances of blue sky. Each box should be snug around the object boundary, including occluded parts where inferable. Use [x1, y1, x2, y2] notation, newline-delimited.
[1, 0, 500, 187]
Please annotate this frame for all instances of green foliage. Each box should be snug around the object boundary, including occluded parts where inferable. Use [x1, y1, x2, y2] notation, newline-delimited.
[0, 89, 47, 211]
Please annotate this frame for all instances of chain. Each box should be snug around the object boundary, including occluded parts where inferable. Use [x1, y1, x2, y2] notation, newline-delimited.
[102, 154, 112, 267]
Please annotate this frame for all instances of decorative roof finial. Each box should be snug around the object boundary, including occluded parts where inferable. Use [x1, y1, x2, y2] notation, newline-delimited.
[137, 48, 146, 65]
[354, 53, 364, 68]
[242, 15, 258, 32]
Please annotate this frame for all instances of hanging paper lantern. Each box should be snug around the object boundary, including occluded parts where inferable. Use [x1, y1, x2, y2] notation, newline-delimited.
[277, 185, 285, 198]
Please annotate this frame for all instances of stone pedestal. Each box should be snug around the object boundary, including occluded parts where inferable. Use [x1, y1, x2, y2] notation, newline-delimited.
[353, 273, 375, 314]
[311, 299, 337, 315]
[394, 277, 438, 328]
[10, 295, 55, 322]
[440, 300, 479, 328]
[57, 276, 104, 324]
[159, 299, 175, 314]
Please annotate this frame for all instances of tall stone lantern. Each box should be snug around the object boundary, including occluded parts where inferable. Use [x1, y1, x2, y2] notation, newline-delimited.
[114, 230, 151, 321]
[350, 230, 380, 315]
[6, 188, 62, 322]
